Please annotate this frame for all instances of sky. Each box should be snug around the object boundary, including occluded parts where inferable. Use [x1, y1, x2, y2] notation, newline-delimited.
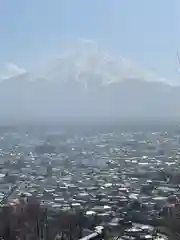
[0, 0, 180, 83]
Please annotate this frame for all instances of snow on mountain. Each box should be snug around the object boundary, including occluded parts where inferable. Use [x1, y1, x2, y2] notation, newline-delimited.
[36, 39, 168, 86]
[0, 40, 169, 86]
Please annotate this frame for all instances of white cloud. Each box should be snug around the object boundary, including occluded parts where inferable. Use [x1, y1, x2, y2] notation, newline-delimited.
[0, 62, 27, 80]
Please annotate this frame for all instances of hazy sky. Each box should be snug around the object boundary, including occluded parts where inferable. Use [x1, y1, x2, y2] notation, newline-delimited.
[0, 0, 180, 83]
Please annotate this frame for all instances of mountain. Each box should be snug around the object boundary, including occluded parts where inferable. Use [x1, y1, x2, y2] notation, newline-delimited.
[0, 40, 179, 124]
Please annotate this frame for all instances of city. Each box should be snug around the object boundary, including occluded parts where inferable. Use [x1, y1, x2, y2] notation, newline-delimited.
[0, 123, 178, 239]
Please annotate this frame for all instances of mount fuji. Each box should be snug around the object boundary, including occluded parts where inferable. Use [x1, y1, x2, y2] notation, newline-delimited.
[0, 40, 179, 124]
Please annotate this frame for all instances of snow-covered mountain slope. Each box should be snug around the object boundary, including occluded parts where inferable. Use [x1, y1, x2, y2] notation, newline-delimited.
[33, 39, 168, 86]
[0, 40, 179, 123]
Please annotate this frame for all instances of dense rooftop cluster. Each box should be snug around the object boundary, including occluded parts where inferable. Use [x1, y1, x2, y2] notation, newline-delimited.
[0, 124, 179, 239]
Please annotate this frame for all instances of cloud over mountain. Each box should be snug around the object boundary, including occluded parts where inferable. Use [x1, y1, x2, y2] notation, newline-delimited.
[0, 63, 26, 81]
